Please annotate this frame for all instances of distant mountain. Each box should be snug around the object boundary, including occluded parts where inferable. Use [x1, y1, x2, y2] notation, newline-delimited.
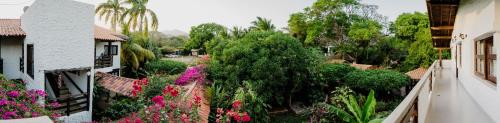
[162, 29, 188, 37]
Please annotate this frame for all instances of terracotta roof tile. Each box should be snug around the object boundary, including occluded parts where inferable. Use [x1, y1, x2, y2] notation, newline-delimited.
[406, 67, 428, 80]
[94, 26, 126, 41]
[0, 19, 25, 36]
[95, 72, 137, 97]
[0, 19, 125, 41]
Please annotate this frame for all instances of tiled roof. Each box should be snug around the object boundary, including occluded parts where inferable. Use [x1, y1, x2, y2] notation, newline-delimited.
[95, 72, 137, 97]
[0, 19, 25, 36]
[94, 26, 126, 41]
[0, 19, 125, 41]
[406, 67, 428, 80]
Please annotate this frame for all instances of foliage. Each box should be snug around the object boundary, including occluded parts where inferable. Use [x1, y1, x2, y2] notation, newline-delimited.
[121, 32, 156, 72]
[402, 29, 436, 71]
[95, 0, 126, 31]
[391, 12, 429, 41]
[96, 97, 143, 121]
[145, 60, 187, 75]
[121, 0, 158, 34]
[185, 23, 228, 52]
[249, 17, 276, 31]
[0, 77, 61, 120]
[143, 74, 176, 99]
[215, 100, 252, 123]
[344, 69, 409, 95]
[329, 90, 384, 123]
[307, 64, 357, 103]
[118, 79, 201, 122]
[207, 31, 323, 106]
[175, 65, 207, 85]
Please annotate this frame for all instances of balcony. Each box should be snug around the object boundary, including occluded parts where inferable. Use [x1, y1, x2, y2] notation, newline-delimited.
[385, 60, 494, 123]
[95, 55, 113, 69]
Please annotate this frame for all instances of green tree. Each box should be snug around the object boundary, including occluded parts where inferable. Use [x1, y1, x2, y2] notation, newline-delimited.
[392, 12, 429, 41]
[330, 90, 383, 123]
[120, 24, 155, 72]
[208, 31, 323, 108]
[96, 0, 126, 31]
[403, 29, 437, 71]
[348, 19, 383, 63]
[184, 23, 228, 53]
[288, 12, 308, 42]
[249, 17, 276, 31]
[122, 0, 159, 34]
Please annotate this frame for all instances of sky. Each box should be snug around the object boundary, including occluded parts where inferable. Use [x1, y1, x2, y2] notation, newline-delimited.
[0, 0, 427, 32]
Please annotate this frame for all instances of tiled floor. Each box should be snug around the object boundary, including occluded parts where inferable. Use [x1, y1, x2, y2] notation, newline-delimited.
[426, 61, 494, 123]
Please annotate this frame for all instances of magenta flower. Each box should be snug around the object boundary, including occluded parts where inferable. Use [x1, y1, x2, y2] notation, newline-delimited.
[175, 65, 206, 85]
[152, 96, 165, 107]
[7, 91, 20, 98]
[0, 99, 7, 106]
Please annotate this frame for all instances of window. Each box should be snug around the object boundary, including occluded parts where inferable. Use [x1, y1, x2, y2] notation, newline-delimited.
[475, 37, 496, 84]
[104, 45, 118, 55]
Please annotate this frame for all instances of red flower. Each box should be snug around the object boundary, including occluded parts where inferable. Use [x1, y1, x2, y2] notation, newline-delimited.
[152, 96, 166, 107]
[169, 101, 176, 109]
[216, 108, 224, 114]
[233, 114, 241, 122]
[141, 78, 148, 85]
[194, 94, 202, 105]
[170, 89, 179, 97]
[181, 114, 190, 123]
[242, 112, 251, 122]
[131, 90, 138, 97]
[232, 100, 241, 109]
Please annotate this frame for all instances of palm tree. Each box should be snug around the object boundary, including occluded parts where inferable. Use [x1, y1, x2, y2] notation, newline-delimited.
[330, 90, 384, 123]
[121, 0, 158, 35]
[230, 26, 248, 39]
[120, 23, 155, 71]
[96, 0, 125, 31]
[250, 17, 276, 31]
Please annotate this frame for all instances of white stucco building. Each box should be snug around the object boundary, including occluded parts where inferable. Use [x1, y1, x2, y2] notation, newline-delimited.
[385, 0, 500, 123]
[0, 0, 124, 122]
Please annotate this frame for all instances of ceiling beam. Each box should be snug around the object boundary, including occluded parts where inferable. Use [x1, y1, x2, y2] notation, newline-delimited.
[431, 26, 454, 30]
[432, 36, 452, 40]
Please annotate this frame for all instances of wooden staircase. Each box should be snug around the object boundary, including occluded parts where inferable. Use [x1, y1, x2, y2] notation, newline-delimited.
[46, 72, 89, 116]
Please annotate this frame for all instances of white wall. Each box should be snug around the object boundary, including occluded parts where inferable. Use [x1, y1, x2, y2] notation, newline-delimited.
[0, 37, 23, 79]
[451, 0, 500, 122]
[95, 41, 121, 73]
[21, 0, 94, 91]
[19, 0, 95, 119]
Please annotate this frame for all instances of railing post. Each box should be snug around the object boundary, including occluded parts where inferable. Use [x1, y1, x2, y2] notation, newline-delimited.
[86, 74, 90, 111]
[66, 97, 70, 116]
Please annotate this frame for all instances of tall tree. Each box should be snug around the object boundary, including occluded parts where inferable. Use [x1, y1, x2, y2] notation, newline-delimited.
[249, 17, 276, 31]
[96, 0, 126, 31]
[122, 0, 159, 35]
[184, 23, 228, 53]
[120, 24, 155, 72]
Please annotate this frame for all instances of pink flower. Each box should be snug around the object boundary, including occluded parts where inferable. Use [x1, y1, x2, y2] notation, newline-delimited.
[141, 78, 148, 86]
[242, 112, 251, 122]
[193, 94, 202, 105]
[170, 89, 179, 97]
[35, 89, 47, 97]
[181, 114, 190, 123]
[232, 100, 241, 109]
[152, 96, 166, 107]
[0, 99, 7, 106]
[7, 91, 20, 98]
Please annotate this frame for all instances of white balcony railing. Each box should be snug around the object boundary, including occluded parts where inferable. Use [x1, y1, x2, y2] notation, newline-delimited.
[384, 61, 439, 123]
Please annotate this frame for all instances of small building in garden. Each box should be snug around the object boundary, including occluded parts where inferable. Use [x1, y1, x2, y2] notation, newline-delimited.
[405, 67, 428, 81]
[191, 49, 199, 56]
[350, 63, 379, 70]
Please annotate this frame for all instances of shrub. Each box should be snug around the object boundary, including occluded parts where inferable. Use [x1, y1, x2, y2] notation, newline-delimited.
[143, 74, 176, 99]
[96, 98, 143, 120]
[344, 69, 410, 95]
[207, 31, 323, 105]
[175, 65, 207, 85]
[145, 60, 187, 75]
[307, 64, 357, 103]
[0, 78, 61, 120]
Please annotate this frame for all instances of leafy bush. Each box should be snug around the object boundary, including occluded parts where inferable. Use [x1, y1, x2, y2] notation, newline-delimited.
[207, 31, 322, 105]
[344, 69, 409, 95]
[143, 74, 176, 99]
[307, 64, 357, 103]
[96, 98, 143, 121]
[0, 77, 61, 120]
[145, 60, 187, 75]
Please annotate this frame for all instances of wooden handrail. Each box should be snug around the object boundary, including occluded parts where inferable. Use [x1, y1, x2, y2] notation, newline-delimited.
[63, 72, 85, 94]
[384, 61, 438, 122]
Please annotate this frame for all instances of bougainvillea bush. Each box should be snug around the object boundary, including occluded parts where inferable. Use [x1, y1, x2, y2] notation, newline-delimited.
[0, 75, 61, 120]
[117, 78, 201, 123]
[175, 65, 207, 86]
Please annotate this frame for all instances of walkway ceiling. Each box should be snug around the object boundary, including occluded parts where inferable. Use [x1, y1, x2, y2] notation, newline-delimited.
[426, 0, 460, 49]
